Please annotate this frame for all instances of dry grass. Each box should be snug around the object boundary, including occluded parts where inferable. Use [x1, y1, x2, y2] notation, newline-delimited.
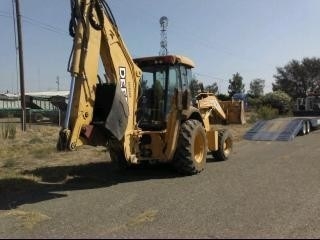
[227, 123, 253, 142]
[0, 209, 51, 229]
[0, 121, 252, 187]
[0, 124, 107, 185]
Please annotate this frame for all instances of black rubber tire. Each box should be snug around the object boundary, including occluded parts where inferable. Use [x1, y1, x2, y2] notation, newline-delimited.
[212, 129, 233, 161]
[107, 136, 130, 170]
[33, 113, 43, 123]
[306, 121, 311, 134]
[299, 121, 307, 136]
[173, 119, 207, 175]
[56, 134, 65, 151]
[56, 130, 68, 151]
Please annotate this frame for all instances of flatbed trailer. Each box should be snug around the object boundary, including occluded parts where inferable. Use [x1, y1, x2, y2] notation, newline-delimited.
[244, 116, 320, 141]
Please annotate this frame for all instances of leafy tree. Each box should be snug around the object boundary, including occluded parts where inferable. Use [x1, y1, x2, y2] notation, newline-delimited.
[248, 78, 265, 98]
[216, 93, 231, 101]
[204, 82, 219, 94]
[228, 72, 245, 97]
[262, 90, 292, 114]
[273, 57, 320, 98]
[189, 78, 203, 99]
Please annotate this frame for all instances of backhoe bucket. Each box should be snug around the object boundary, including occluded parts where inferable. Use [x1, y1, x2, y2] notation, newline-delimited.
[219, 100, 246, 124]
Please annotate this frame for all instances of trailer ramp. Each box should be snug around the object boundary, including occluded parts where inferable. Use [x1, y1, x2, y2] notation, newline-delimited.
[244, 118, 304, 141]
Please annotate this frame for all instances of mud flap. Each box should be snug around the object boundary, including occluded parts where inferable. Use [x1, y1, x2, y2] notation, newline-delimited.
[104, 83, 129, 140]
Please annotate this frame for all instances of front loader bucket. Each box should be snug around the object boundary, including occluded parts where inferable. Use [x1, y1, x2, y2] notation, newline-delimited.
[219, 100, 246, 124]
[195, 92, 246, 125]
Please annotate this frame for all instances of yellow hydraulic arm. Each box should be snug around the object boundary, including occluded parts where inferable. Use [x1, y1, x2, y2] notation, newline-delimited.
[58, 0, 141, 158]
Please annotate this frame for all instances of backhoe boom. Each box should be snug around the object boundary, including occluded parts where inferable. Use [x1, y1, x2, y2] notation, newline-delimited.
[58, 0, 141, 162]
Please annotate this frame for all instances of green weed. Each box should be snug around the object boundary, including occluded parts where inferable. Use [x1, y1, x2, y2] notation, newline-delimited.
[29, 137, 43, 144]
[3, 159, 16, 168]
[256, 105, 279, 120]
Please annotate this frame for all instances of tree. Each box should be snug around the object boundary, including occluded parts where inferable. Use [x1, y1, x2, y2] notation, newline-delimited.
[228, 72, 245, 97]
[204, 82, 219, 94]
[248, 78, 265, 98]
[216, 93, 231, 101]
[273, 57, 320, 99]
[262, 90, 292, 114]
[189, 78, 203, 99]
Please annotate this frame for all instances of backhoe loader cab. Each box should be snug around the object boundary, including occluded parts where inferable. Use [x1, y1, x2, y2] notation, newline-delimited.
[126, 55, 235, 174]
[134, 55, 194, 131]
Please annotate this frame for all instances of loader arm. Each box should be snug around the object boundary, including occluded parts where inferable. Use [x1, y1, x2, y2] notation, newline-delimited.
[58, 0, 141, 160]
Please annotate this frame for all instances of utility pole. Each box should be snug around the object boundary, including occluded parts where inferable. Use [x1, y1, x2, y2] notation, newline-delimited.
[15, 0, 26, 131]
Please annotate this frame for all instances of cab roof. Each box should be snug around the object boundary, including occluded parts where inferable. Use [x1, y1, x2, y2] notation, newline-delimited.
[134, 55, 195, 68]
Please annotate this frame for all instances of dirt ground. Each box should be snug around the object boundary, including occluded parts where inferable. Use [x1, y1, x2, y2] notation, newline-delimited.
[0, 121, 252, 185]
[223, 123, 252, 142]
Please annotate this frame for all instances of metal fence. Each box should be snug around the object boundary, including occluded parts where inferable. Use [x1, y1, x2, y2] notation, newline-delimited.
[0, 108, 65, 126]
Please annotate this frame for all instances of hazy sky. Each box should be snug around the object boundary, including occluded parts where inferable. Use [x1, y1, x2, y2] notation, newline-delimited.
[1, 0, 320, 94]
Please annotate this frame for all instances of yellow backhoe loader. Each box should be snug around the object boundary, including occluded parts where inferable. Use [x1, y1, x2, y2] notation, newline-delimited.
[57, 0, 245, 175]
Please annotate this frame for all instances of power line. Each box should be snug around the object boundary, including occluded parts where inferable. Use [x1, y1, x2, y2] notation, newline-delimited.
[193, 72, 229, 93]
[0, 10, 10, 14]
[111, 1, 275, 70]
[0, 13, 11, 18]
[0, 13, 69, 36]
[194, 72, 227, 82]
[21, 15, 69, 36]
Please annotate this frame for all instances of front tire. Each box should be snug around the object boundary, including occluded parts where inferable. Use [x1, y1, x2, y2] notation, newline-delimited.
[299, 121, 307, 136]
[173, 119, 207, 175]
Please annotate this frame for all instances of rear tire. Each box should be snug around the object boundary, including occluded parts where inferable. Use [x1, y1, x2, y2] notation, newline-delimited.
[212, 129, 233, 161]
[299, 121, 307, 136]
[173, 119, 207, 175]
[107, 136, 130, 170]
[306, 121, 311, 134]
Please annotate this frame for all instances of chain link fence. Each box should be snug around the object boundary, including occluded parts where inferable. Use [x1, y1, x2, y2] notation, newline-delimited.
[0, 108, 65, 126]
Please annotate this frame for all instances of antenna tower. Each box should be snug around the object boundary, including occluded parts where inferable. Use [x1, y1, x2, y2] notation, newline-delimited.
[159, 16, 168, 56]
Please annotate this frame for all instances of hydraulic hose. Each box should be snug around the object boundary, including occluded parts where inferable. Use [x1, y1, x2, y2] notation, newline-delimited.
[88, 0, 104, 30]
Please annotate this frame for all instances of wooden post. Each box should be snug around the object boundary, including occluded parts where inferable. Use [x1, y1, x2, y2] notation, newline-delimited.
[15, 0, 26, 131]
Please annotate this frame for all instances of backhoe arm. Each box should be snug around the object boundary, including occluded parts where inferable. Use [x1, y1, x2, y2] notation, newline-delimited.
[58, 0, 141, 157]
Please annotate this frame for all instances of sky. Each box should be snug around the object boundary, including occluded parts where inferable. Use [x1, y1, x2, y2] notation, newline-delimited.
[1, 0, 320, 95]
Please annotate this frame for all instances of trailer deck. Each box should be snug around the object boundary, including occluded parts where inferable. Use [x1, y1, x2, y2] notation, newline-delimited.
[244, 117, 320, 141]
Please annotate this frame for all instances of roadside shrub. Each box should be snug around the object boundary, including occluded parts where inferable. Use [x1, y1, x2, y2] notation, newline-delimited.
[247, 96, 263, 109]
[256, 105, 279, 120]
[262, 91, 292, 114]
[247, 112, 258, 123]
